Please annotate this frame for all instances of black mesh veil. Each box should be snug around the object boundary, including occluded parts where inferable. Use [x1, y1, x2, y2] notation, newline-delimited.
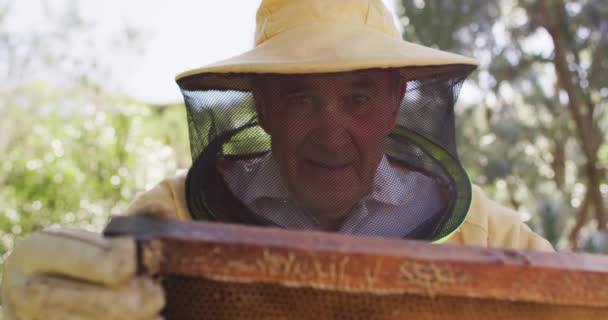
[177, 64, 475, 242]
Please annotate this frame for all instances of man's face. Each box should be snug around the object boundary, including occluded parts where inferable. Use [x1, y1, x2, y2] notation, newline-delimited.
[255, 70, 401, 222]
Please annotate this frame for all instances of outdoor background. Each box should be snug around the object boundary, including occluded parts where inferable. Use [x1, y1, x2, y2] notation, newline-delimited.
[1, 0, 607, 285]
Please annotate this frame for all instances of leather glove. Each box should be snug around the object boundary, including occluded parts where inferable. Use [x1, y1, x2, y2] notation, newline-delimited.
[1, 228, 165, 320]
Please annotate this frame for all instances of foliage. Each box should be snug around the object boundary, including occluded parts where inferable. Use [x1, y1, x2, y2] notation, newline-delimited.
[399, 0, 608, 251]
[0, 86, 189, 277]
[0, 0, 190, 282]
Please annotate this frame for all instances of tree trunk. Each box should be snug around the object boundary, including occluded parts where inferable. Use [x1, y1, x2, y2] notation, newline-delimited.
[535, 0, 607, 232]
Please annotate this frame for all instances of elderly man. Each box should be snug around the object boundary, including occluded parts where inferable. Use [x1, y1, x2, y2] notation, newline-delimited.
[2, 0, 553, 319]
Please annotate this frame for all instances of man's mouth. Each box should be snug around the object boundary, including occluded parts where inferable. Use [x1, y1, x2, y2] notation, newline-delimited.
[305, 159, 351, 171]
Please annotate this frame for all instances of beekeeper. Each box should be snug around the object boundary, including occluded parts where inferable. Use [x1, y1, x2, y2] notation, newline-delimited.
[2, 0, 553, 319]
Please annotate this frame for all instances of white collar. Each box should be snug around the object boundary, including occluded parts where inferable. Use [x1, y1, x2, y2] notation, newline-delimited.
[243, 153, 411, 207]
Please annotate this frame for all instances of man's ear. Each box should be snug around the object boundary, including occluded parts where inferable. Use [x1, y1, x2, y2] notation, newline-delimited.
[252, 84, 270, 134]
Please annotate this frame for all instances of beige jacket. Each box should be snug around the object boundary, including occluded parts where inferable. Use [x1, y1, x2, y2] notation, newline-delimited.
[123, 174, 554, 251]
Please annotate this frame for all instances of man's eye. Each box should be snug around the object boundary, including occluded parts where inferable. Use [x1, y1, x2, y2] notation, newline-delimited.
[346, 94, 370, 105]
[286, 94, 313, 105]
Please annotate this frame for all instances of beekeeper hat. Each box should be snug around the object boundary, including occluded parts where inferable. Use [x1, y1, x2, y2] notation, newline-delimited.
[176, 0, 477, 243]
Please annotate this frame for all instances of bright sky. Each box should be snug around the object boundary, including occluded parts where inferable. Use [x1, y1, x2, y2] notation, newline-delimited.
[8, 1, 557, 107]
[9, 0, 399, 104]
[124, 0, 399, 104]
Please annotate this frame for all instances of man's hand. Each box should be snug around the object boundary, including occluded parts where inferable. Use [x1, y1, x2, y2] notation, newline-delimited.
[1, 228, 165, 320]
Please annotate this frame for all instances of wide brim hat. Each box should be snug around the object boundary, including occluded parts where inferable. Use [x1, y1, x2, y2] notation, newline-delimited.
[176, 0, 478, 90]
[176, 0, 478, 243]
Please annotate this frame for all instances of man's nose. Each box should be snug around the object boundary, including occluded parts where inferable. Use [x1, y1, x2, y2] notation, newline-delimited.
[312, 98, 350, 149]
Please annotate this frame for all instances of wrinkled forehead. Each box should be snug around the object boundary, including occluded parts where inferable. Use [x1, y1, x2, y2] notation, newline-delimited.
[258, 69, 396, 94]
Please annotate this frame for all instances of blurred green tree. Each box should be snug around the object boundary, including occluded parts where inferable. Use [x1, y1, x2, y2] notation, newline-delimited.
[0, 1, 190, 280]
[398, 0, 608, 251]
